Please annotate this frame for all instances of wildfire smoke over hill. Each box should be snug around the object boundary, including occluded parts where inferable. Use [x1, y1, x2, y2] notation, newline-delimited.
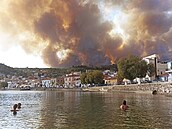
[0, 0, 172, 67]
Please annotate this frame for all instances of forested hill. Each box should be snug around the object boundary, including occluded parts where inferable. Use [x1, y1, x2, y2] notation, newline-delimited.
[0, 63, 16, 75]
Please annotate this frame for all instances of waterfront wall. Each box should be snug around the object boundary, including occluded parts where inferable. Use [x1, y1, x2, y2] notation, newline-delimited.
[89, 82, 172, 94]
[111, 83, 172, 94]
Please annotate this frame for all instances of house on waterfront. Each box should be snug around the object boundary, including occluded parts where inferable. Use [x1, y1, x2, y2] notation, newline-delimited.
[50, 78, 57, 87]
[167, 61, 172, 70]
[142, 54, 168, 81]
[6, 76, 21, 89]
[103, 70, 118, 85]
[7, 81, 17, 89]
[165, 70, 172, 82]
[158, 73, 168, 82]
[41, 78, 51, 87]
[64, 72, 81, 88]
[26, 76, 41, 87]
[104, 75, 117, 85]
[56, 76, 64, 87]
[41, 77, 60, 88]
[165, 61, 172, 82]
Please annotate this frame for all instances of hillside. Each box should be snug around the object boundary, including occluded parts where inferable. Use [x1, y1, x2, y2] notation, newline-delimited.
[0, 63, 117, 77]
[0, 63, 16, 75]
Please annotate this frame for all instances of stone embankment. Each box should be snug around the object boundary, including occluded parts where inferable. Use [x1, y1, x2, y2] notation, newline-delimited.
[88, 82, 172, 94]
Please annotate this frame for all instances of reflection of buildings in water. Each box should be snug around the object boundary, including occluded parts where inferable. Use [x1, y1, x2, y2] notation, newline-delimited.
[39, 91, 82, 128]
[40, 91, 65, 128]
[79, 93, 113, 123]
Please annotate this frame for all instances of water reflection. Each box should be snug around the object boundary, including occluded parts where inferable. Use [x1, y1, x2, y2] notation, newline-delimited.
[0, 90, 172, 129]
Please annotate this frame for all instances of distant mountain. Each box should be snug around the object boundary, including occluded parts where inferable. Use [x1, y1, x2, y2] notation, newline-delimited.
[0, 63, 16, 75]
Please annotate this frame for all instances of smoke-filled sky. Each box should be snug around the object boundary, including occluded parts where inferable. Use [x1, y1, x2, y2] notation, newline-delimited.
[0, 0, 172, 68]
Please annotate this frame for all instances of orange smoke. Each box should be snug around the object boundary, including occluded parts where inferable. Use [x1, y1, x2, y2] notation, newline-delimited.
[0, 0, 172, 67]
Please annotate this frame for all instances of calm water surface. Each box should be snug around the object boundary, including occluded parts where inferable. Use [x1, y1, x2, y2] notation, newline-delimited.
[0, 90, 172, 129]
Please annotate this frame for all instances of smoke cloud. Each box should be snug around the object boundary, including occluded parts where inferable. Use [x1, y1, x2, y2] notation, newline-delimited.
[0, 0, 172, 67]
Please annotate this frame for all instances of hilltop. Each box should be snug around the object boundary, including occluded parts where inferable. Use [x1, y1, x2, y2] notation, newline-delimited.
[0, 63, 17, 75]
[0, 63, 117, 77]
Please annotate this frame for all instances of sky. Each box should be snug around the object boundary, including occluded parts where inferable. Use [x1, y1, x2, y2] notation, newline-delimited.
[0, 0, 172, 68]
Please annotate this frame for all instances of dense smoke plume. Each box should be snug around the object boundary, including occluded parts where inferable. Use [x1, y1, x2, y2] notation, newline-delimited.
[0, 0, 172, 67]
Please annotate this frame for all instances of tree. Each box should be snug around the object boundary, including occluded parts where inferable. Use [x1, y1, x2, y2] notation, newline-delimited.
[80, 71, 93, 84]
[80, 70, 104, 85]
[147, 63, 155, 77]
[117, 74, 124, 85]
[87, 72, 94, 84]
[0, 82, 8, 89]
[136, 60, 148, 78]
[80, 72, 87, 84]
[92, 70, 104, 84]
[117, 55, 148, 82]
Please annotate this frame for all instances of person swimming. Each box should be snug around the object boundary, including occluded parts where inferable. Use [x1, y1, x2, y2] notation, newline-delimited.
[11, 104, 18, 115]
[120, 100, 129, 110]
[17, 103, 21, 109]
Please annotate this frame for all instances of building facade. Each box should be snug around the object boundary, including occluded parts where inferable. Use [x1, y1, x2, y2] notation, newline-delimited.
[64, 72, 81, 88]
[143, 54, 168, 80]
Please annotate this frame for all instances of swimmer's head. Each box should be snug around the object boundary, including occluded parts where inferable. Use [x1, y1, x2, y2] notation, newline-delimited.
[17, 103, 21, 108]
[123, 100, 127, 105]
[13, 104, 18, 109]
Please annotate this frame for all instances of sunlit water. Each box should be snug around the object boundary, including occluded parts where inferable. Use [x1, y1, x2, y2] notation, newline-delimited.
[0, 90, 172, 129]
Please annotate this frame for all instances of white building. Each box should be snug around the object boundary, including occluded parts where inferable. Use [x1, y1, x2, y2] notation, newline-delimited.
[7, 81, 17, 89]
[165, 70, 172, 82]
[167, 61, 172, 70]
[42, 78, 51, 87]
[143, 54, 168, 80]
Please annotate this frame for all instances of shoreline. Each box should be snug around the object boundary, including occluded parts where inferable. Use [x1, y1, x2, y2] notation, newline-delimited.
[1, 82, 172, 95]
[83, 82, 172, 95]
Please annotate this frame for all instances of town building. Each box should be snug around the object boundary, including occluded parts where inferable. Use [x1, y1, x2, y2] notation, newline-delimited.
[143, 54, 168, 80]
[64, 72, 81, 88]
[104, 75, 117, 85]
[41, 77, 51, 87]
[166, 70, 172, 82]
[166, 60, 172, 82]
[56, 76, 64, 87]
[103, 70, 118, 85]
[167, 61, 172, 70]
